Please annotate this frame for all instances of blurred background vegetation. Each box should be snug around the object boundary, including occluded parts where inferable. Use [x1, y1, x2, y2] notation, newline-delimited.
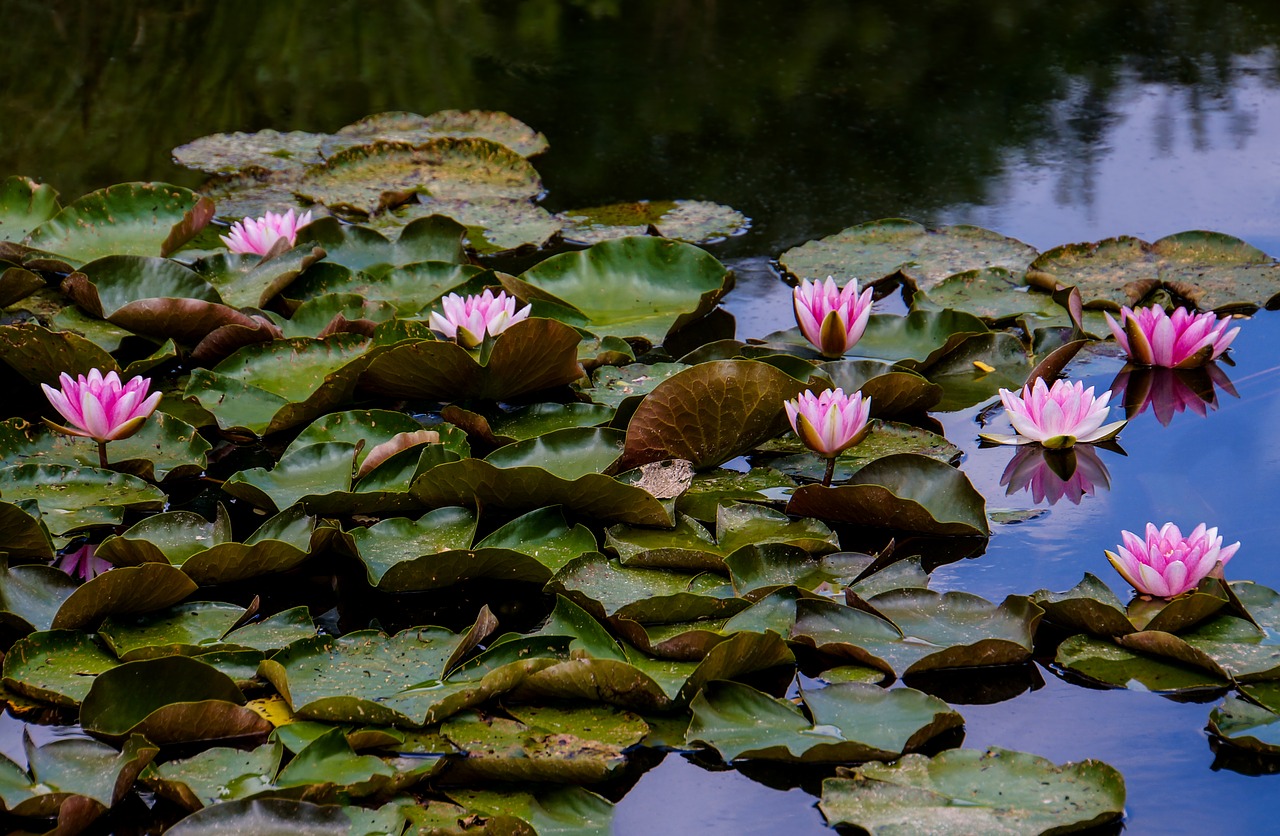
[2, 0, 1278, 254]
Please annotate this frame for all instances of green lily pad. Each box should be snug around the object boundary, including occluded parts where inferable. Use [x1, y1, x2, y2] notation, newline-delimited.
[185, 334, 374, 436]
[786, 454, 989, 536]
[284, 259, 484, 315]
[0, 262, 44, 307]
[173, 130, 326, 174]
[275, 728, 429, 800]
[819, 747, 1125, 833]
[361, 317, 585, 402]
[439, 704, 648, 783]
[1210, 685, 1280, 754]
[618, 359, 809, 470]
[687, 680, 963, 763]
[412, 428, 675, 527]
[557, 200, 749, 245]
[50, 563, 198, 630]
[1, 629, 119, 706]
[192, 243, 327, 311]
[547, 552, 746, 625]
[764, 419, 961, 483]
[1027, 231, 1280, 313]
[24, 182, 205, 266]
[814, 360, 943, 417]
[297, 139, 543, 216]
[1056, 634, 1230, 691]
[0, 463, 166, 536]
[80, 655, 270, 745]
[199, 169, 316, 221]
[913, 266, 1066, 322]
[508, 236, 733, 343]
[779, 219, 1038, 292]
[98, 601, 247, 661]
[444, 787, 614, 836]
[444, 402, 615, 445]
[327, 110, 549, 158]
[0, 412, 210, 482]
[165, 798, 352, 835]
[0, 734, 155, 820]
[0, 499, 54, 562]
[0, 555, 78, 634]
[295, 215, 467, 272]
[924, 332, 1032, 411]
[0, 322, 119, 387]
[0, 176, 59, 242]
[146, 740, 284, 810]
[675, 467, 797, 523]
[376, 198, 561, 254]
[1031, 573, 1228, 638]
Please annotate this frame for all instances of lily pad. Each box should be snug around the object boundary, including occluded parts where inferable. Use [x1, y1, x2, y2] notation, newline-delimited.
[619, 359, 810, 470]
[786, 454, 989, 536]
[51, 563, 198, 630]
[779, 219, 1038, 292]
[819, 747, 1125, 834]
[0, 322, 119, 387]
[0, 262, 44, 307]
[99, 602, 247, 661]
[362, 317, 584, 402]
[327, 110, 549, 158]
[444, 402, 615, 445]
[284, 259, 484, 315]
[173, 130, 326, 174]
[0, 555, 78, 634]
[145, 740, 284, 810]
[675, 467, 797, 523]
[913, 266, 1065, 322]
[199, 169, 317, 221]
[0, 463, 166, 536]
[378, 198, 561, 254]
[25, 182, 206, 267]
[1027, 231, 1280, 313]
[0, 176, 59, 242]
[547, 552, 746, 625]
[80, 655, 270, 745]
[0, 734, 156, 820]
[2, 629, 119, 706]
[687, 680, 963, 763]
[508, 236, 733, 343]
[764, 420, 960, 483]
[294, 215, 467, 272]
[1209, 684, 1280, 755]
[297, 139, 543, 216]
[1055, 634, 1230, 691]
[557, 200, 749, 245]
[192, 243, 328, 310]
[0, 499, 54, 563]
[814, 360, 943, 417]
[0, 412, 210, 482]
[165, 798, 351, 835]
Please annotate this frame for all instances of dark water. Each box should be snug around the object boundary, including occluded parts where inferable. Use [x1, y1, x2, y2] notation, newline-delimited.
[4, 1, 1280, 832]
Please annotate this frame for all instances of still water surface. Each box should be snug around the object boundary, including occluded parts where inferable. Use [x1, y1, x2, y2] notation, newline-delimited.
[5, 2, 1280, 832]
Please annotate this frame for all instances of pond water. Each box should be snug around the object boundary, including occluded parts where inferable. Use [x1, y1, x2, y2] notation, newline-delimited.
[4, 1, 1280, 833]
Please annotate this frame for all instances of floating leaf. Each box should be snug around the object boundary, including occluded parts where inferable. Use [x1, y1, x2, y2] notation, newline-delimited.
[0, 176, 59, 242]
[819, 747, 1125, 833]
[379, 198, 560, 254]
[913, 266, 1064, 321]
[547, 552, 746, 625]
[328, 110, 549, 158]
[1209, 683, 1280, 755]
[815, 360, 943, 417]
[779, 219, 1037, 292]
[0, 412, 210, 482]
[0, 499, 54, 562]
[508, 236, 733, 343]
[0, 734, 156, 820]
[165, 798, 351, 835]
[444, 402, 614, 445]
[764, 420, 960, 483]
[557, 200, 749, 245]
[1056, 634, 1230, 691]
[295, 215, 467, 272]
[2, 629, 119, 706]
[145, 740, 284, 811]
[687, 680, 962, 763]
[0, 463, 166, 536]
[0, 322, 118, 387]
[284, 259, 484, 315]
[0, 555, 78, 634]
[51, 563, 198, 630]
[173, 130, 326, 174]
[675, 467, 797, 523]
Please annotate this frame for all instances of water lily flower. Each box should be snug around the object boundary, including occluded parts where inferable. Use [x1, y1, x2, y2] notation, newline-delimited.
[1110, 364, 1237, 427]
[1000, 444, 1110, 506]
[1106, 522, 1239, 598]
[41, 369, 162, 467]
[1104, 305, 1238, 368]
[220, 208, 313, 256]
[54, 543, 112, 582]
[980, 378, 1125, 448]
[429, 290, 532, 348]
[784, 388, 872, 485]
[793, 276, 874, 358]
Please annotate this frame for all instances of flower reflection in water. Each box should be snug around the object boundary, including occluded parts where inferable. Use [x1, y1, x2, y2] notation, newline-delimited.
[1110, 364, 1238, 427]
[1000, 444, 1112, 506]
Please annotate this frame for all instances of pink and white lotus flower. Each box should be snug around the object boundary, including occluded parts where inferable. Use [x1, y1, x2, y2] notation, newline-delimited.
[1104, 305, 1238, 368]
[220, 208, 313, 256]
[981, 378, 1125, 448]
[41, 369, 162, 467]
[1106, 522, 1239, 598]
[429, 290, 532, 348]
[793, 276, 875, 358]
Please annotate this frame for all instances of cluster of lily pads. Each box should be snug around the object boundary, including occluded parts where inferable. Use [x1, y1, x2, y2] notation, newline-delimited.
[0, 110, 1278, 833]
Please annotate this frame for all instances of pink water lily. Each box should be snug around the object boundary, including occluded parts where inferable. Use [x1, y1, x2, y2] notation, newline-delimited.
[429, 290, 532, 348]
[784, 388, 872, 485]
[1000, 445, 1110, 506]
[793, 276, 874, 358]
[41, 369, 162, 467]
[220, 208, 313, 256]
[1106, 522, 1239, 598]
[1104, 305, 1238, 368]
[54, 543, 112, 583]
[981, 378, 1125, 448]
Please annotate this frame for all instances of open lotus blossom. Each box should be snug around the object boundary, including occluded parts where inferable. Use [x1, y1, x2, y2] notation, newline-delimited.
[220, 208, 313, 256]
[784, 388, 872, 485]
[1106, 522, 1239, 598]
[1000, 444, 1110, 506]
[1104, 305, 1238, 368]
[54, 543, 112, 583]
[429, 290, 532, 348]
[980, 378, 1126, 448]
[793, 276, 874, 358]
[41, 369, 162, 466]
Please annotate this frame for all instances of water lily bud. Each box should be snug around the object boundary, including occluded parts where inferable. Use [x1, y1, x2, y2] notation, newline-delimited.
[783, 388, 872, 458]
[220, 208, 313, 256]
[1104, 305, 1238, 368]
[793, 276, 874, 358]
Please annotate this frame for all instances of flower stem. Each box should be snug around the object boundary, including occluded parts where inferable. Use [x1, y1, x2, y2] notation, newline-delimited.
[822, 457, 837, 487]
[97, 440, 109, 469]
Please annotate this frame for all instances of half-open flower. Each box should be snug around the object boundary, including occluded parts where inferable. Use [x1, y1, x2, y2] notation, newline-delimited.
[220, 208, 313, 256]
[784, 388, 872, 459]
[41, 369, 162, 444]
[1106, 522, 1239, 598]
[54, 543, 112, 582]
[793, 276, 874, 358]
[1104, 305, 1238, 368]
[429, 290, 532, 348]
[980, 378, 1125, 448]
